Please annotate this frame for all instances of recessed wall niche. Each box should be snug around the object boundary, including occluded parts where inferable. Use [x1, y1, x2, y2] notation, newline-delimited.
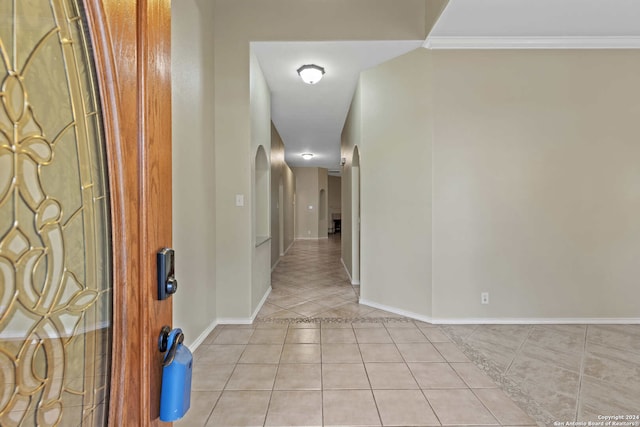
[254, 145, 270, 243]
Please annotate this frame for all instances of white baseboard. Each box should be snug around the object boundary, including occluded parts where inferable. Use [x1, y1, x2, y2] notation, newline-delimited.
[340, 258, 353, 283]
[276, 240, 295, 263]
[217, 317, 254, 325]
[295, 237, 329, 241]
[359, 298, 433, 323]
[251, 286, 272, 321]
[282, 240, 294, 256]
[430, 317, 640, 325]
[340, 258, 359, 285]
[359, 298, 640, 325]
[187, 319, 219, 352]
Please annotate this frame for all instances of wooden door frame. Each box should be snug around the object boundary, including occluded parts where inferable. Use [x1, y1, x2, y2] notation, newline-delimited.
[85, 0, 173, 425]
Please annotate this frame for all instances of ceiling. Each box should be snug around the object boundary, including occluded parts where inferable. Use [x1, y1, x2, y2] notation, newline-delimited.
[252, 0, 640, 172]
[251, 41, 423, 170]
[430, 0, 640, 38]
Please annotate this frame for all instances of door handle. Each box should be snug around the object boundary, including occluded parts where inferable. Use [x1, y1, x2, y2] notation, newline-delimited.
[158, 248, 178, 300]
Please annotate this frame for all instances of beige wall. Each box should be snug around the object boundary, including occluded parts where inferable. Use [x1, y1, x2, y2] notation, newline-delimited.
[171, 0, 217, 346]
[271, 124, 296, 267]
[358, 49, 434, 317]
[250, 52, 272, 314]
[213, 0, 429, 321]
[431, 50, 640, 320]
[341, 83, 362, 279]
[344, 48, 640, 321]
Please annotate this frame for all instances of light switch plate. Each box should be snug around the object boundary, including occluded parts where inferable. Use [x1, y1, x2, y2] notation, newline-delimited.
[235, 194, 244, 207]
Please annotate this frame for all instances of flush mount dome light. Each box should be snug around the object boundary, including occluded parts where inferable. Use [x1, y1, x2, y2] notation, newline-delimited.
[301, 153, 314, 160]
[297, 64, 325, 84]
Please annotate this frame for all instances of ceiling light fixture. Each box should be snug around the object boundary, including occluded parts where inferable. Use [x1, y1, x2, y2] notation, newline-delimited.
[301, 153, 314, 160]
[297, 64, 325, 85]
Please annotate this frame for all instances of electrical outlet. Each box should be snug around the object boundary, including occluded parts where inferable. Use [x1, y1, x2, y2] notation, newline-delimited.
[481, 292, 489, 305]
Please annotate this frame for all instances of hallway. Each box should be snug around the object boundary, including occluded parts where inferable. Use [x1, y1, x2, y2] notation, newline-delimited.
[178, 238, 536, 426]
[258, 235, 393, 321]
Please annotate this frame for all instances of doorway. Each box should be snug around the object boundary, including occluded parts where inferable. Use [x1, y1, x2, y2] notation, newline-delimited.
[319, 188, 327, 237]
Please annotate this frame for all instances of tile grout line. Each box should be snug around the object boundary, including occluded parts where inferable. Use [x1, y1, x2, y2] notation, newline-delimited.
[504, 325, 535, 376]
[467, 388, 504, 426]
[574, 324, 589, 422]
[438, 329, 501, 426]
[354, 321, 384, 427]
[260, 323, 287, 427]
[395, 321, 446, 426]
[203, 327, 254, 426]
[320, 320, 324, 427]
[200, 389, 223, 426]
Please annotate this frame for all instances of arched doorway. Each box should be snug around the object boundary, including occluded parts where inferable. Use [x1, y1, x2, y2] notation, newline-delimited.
[254, 145, 270, 242]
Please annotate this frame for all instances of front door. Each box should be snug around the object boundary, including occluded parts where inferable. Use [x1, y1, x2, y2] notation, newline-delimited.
[0, 0, 172, 425]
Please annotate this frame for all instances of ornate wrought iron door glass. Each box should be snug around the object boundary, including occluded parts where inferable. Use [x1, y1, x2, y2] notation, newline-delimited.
[0, 0, 112, 426]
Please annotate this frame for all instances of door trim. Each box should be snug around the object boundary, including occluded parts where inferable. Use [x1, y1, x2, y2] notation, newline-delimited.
[84, 1, 140, 424]
[84, 0, 173, 425]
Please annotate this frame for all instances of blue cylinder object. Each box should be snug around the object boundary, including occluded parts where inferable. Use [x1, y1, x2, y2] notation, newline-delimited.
[159, 329, 193, 422]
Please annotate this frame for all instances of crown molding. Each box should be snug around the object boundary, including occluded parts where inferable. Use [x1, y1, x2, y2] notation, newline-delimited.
[423, 36, 640, 50]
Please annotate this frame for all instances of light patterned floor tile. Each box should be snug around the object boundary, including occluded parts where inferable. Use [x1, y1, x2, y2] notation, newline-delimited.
[365, 362, 419, 390]
[225, 364, 278, 390]
[423, 389, 499, 425]
[285, 328, 321, 343]
[322, 363, 371, 390]
[408, 362, 467, 389]
[238, 344, 283, 364]
[274, 363, 322, 391]
[206, 391, 270, 427]
[323, 390, 381, 426]
[280, 344, 322, 363]
[322, 343, 362, 363]
[474, 388, 535, 425]
[359, 343, 403, 362]
[264, 391, 322, 426]
[373, 389, 440, 426]
[175, 391, 219, 427]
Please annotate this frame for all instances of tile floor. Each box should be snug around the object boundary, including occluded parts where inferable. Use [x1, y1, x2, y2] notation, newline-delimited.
[178, 236, 639, 426]
[441, 323, 640, 425]
[179, 322, 536, 426]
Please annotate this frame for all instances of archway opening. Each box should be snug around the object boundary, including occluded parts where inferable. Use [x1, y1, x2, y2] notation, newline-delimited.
[254, 145, 270, 242]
